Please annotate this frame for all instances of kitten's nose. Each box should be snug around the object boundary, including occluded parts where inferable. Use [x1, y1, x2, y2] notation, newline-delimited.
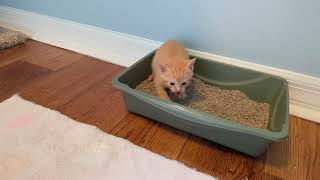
[176, 91, 180, 95]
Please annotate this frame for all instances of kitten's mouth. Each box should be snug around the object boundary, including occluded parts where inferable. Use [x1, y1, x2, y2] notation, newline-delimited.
[167, 90, 186, 100]
[175, 93, 185, 100]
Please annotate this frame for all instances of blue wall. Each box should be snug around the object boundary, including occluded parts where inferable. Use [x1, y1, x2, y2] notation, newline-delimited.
[1, 0, 319, 77]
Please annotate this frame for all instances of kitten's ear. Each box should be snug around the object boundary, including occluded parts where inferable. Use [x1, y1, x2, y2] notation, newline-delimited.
[159, 64, 168, 73]
[188, 58, 196, 71]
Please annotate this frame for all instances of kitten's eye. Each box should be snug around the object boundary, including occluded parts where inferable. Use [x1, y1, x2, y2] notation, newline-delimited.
[182, 82, 187, 85]
[170, 82, 175, 85]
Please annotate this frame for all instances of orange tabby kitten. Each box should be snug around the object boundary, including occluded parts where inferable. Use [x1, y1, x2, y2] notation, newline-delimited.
[149, 40, 196, 100]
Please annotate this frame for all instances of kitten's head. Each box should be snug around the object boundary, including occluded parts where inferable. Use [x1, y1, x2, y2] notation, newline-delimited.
[159, 57, 196, 99]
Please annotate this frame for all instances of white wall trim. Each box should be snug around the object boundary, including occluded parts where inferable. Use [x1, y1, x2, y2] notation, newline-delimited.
[0, 5, 319, 123]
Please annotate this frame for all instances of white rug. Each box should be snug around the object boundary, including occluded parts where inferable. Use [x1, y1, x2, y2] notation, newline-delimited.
[0, 95, 215, 180]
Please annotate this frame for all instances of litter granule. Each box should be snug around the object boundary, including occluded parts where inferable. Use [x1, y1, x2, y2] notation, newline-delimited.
[136, 78, 270, 129]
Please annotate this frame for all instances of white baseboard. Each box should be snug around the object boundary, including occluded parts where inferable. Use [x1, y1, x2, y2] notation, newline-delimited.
[0, 5, 319, 123]
[0, 6, 161, 67]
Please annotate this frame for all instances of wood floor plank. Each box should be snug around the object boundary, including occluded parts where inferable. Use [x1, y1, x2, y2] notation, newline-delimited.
[134, 123, 189, 159]
[59, 75, 128, 132]
[38, 51, 85, 71]
[263, 116, 320, 180]
[24, 45, 83, 71]
[88, 92, 129, 132]
[0, 61, 51, 102]
[0, 40, 81, 71]
[58, 76, 120, 121]
[108, 111, 190, 160]
[176, 135, 266, 179]
[110, 114, 154, 142]
[177, 136, 231, 178]
[21, 57, 122, 109]
[0, 40, 47, 67]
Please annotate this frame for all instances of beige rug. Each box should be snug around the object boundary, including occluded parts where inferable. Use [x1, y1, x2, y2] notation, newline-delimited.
[0, 95, 215, 180]
[0, 27, 27, 50]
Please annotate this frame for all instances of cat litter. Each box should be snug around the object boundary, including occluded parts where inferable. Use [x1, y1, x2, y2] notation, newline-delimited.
[136, 77, 270, 129]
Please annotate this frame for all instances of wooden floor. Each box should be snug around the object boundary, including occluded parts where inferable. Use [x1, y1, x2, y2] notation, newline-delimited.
[1, 40, 319, 180]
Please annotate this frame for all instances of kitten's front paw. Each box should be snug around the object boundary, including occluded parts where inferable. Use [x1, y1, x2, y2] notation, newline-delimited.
[159, 93, 170, 100]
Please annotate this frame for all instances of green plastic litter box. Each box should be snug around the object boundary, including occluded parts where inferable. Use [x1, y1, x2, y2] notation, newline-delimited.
[112, 50, 289, 157]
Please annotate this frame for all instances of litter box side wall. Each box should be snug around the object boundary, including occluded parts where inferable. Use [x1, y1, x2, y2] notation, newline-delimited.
[121, 91, 270, 157]
[270, 84, 289, 133]
[116, 51, 154, 89]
